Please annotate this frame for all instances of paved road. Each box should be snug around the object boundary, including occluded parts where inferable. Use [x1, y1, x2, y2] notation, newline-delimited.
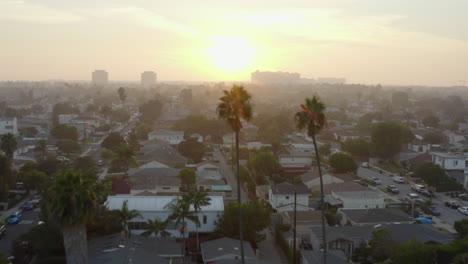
[213, 148, 248, 202]
[0, 208, 40, 256]
[357, 165, 467, 227]
[257, 229, 288, 264]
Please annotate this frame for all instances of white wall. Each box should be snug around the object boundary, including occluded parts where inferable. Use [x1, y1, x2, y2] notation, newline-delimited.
[268, 188, 310, 211]
[148, 134, 184, 145]
[0, 118, 18, 135]
[432, 155, 465, 170]
[279, 156, 312, 167]
[333, 192, 385, 209]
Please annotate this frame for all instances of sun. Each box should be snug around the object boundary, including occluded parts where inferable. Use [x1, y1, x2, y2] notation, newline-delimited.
[207, 36, 255, 72]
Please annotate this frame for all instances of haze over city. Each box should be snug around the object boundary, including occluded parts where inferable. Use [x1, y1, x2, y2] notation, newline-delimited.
[1, 0, 468, 86]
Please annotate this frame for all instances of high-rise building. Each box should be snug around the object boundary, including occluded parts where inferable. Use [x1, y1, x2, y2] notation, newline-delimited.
[251, 70, 300, 84]
[92, 70, 108, 86]
[141, 71, 157, 87]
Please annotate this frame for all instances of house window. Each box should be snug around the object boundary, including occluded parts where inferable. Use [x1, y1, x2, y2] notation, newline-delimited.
[285, 196, 289, 199]
[454, 160, 458, 166]
[203, 215, 207, 224]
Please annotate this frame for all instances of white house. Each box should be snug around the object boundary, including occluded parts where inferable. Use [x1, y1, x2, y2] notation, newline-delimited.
[268, 183, 312, 212]
[431, 152, 467, 171]
[196, 161, 223, 180]
[332, 190, 385, 209]
[300, 170, 347, 190]
[148, 129, 184, 145]
[106, 195, 224, 236]
[0, 117, 18, 135]
[288, 143, 314, 153]
[279, 153, 313, 168]
[408, 142, 431, 153]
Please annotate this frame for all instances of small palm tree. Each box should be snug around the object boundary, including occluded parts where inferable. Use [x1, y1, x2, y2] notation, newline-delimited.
[0, 133, 18, 160]
[294, 96, 327, 264]
[165, 197, 200, 259]
[118, 87, 127, 108]
[141, 217, 171, 238]
[115, 200, 141, 238]
[46, 170, 99, 264]
[216, 85, 253, 263]
[185, 191, 211, 254]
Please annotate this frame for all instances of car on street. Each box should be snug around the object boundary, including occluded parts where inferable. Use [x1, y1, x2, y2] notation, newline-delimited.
[420, 190, 434, 197]
[445, 201, 460, 209]
[414, 217, 433, 224]
[97, 160, 104, 166]
[458, 206, 468, 215]
[353, 180, 368, 187]
[22, 201, 35, 210]
[459, 194, 468, 201]
[386, 184, 400, 194]
[8, 212, 22, 224]
[393, 176, 406, 184]
[411, 184, 426, 193]
[405, 193, 424, 204]
[0, 225, 6, 238]
[362, 162, 370, 168]
[371, 177, 382, 185]
[426, 206, 441, 216]
[31, 195, 40, 205]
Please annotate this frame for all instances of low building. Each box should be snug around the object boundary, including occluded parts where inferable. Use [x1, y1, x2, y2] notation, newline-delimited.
[300, 169, 355, 190]
[431, 152, 467, 171]
[332, 189, 385, 209]
[268, 183, 312, 212]
[196, 161, 223, 180]
[201, 237, 257, 264]
[128, 167, 181, 195]
[138, 140, 187, 166]
[339, 208, 413, 226]
[408, 142, 431, 153]
[106, 195, 224, 236]
[0, 117, 18, 135]
[147, 129, 184, 145]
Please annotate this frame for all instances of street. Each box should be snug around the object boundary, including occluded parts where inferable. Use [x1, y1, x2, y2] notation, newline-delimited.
[0, 208, 40, 256]
[213, 148, 249, 202]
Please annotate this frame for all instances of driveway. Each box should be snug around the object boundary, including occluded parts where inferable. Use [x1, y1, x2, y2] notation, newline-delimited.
[213, 148, 249, 202]
[257, 229, 288, 264]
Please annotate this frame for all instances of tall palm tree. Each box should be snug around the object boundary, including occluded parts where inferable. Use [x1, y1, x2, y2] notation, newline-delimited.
[115, 200, 141, 238]
[34, 139, 47, 159]
[165, 197, 200, 260]
[141, 217, 171, 238]
[118, 87, 127, 108]
[185, 191, 211, 254]
[46, 170, 99, 264]
[216, 85, 253, 263]
[294, 96, 327, 264]
[0, 133, 18, 160]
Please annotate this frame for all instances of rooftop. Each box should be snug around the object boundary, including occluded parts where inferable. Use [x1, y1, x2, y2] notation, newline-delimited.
[270, 182, 309, 195]
[201, 237, 256, 263]
[106, 195, 224, 212]
[340, 208, 413, 224]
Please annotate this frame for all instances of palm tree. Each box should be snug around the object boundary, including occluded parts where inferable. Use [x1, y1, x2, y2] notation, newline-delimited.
[216, 85, 252, 263]
[34, 139, 47, 159]
[141, 217, 171, 238]
[118, 87, 127, 108]
[185, 191, 211, 254]
[294, 96, 327, 264]
[0, 133, 18, 160]
[165, 197, 200, 260]
[46, 170, 99, 264]
[115, 200, 141, 238]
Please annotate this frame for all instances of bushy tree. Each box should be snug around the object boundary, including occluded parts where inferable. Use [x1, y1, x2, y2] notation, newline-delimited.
[414, 162, 460, 191]
[51, 125, 78, 141]
[0, 133, 18, 160]
[391, 239, 436, 264]
[369, 229, 397, 262]
[101, 132, 125, 150]
[19, 170, 47, 191]
[371, 122, 414, 159]
[57, 139, 81, 154]
[329, 152, 358, 173]
[139, 99, 163, 123]
[52, 103, 79, 125]
[341, 137, 370, 157]
[177, 169, 196, 191]
[454, 219, 468, 238]
[177, 138, 206, 163]
[422, 115, 439, 128]
[423, 132, 446, 144]
[247, 152, 281, 184]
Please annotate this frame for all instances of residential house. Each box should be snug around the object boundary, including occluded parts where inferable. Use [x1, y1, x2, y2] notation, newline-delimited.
[408, 142, 431, 153]
[339, 208, 413, 226]
[268, 183, 312, 212]
[147, 129, 184, 145]
[201, 237, 257, 264]
[300, 169, 356, 190]
[431, 152, 467, 171]
[196, 178, 231, 192]
[279, 152, 313, 177]
[301, 250, 347, 264]
[128, 167, 181, 195]
[196, 161, 223, 180]
[106, 195, 224, 236]
[400, 153, 432, 171]
[0, 117, 18, 135]
[332, 189, 385, 209]
[333, 130, 362, 142]
[112, 178, 131, 195]
[138, 140, 187, 166]
[246, 142, 272, 150]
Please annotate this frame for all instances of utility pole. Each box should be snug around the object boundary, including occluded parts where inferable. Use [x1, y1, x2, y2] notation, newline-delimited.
[293, 188, 297, 264]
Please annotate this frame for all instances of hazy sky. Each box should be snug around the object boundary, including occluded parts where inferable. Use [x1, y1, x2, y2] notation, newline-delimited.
[1, 0, 468, 86]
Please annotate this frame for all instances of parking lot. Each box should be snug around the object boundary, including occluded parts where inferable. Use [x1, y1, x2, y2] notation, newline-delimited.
[357, 166, 467, 226]
[0, 208, 40, 257]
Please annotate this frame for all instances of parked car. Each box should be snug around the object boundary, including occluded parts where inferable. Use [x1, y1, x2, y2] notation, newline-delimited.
[361, 162, 370, 168]
[0, 225, 6, 238]
[386, 185, 400, 194]
[393, 176, 406, 184]
[97, 160, 104, 166]
[458, 206, 468, 215]
[459, 194, 468, 201]
[8, 212, 22, 224]
[353, 180, 368, 187]
[414, 217, 433, 224]
[445, 201, 460, 209]
[411, 184, 426, 193]
[22, 201, 35, 211]
[426, 207, 441, 216]
[420, 190, 434, 197]
[371, 177, 382, 185]
[405, 193, 424, 203]
[31, 195, 40, 205]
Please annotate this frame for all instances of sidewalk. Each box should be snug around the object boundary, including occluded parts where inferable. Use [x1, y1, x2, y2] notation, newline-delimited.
[0, 193, 34, 223]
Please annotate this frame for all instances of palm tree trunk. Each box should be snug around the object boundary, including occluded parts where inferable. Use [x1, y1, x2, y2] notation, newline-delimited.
[312, 133, 327, 264]
[195, 209, 199, 256]
[235, 131, 245, 264]
[62, 224, 88, 264]
[182, 217, 186, 263]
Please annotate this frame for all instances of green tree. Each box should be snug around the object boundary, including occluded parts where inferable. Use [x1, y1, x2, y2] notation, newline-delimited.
[369, 229, 397, 262]
[0, 155, 11, 200]
[141, 217, 170, 237]
[73, 156, 98, 178]
[329, 152, 358, 173]
[294, 96, 327, 262]
[118, 87, 127, 108]
[217, 84, 253, 262]
[371, 122, 414, 159]
[178, 168, 196, 191]
[52, 102, 79, 125]
[109, 144, 138, 177]
[19, 126, 38, 137]
[247, 152, 281, 185]
[0, 133, 18, 160]
[422, 115, 439, 128]
[139, 99, 163, 123]
[423, 132, 446, 144]
[101, 132, 125, 150]
[51, 124, 79, 141]
[57, 139, 81, 154]
[34, 139, 48, 158]
[178, 138, 206, 163]
[414, 162, 447, 190]
[452, 253, 468, 264]
[341, 137, 370, 157]
[216, 200, 270, 243]
[115, 200, 141, 238]
[19, 170, 47, 191]
[185, 191, 211, 253]
[318, 143, 331, 157]
[165, 197, 200, 256]
[46, 170, 100, 264]
[391, 238, 436, 264]
[133, 122, 153, 140]
[454, 219, 468, 238]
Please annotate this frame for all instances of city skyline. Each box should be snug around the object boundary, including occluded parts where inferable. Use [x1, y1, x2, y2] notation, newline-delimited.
[1, 0, 468, 86]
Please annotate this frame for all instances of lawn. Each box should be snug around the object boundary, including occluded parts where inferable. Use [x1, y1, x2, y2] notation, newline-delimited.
[384, 198, 395, 203]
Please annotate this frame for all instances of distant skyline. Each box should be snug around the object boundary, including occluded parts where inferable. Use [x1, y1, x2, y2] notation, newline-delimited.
[1, 0, 468, 86]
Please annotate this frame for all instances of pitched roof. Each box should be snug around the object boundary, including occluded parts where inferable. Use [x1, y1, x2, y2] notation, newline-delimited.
[106, 195, 224, 212]
[340, 208, 413, 224]
[271, 182, 309, 195]
[112, 179, 131, 195]
[311, 181, 366, 194]
[201, 237, 256, 262]
[301, 250, 347, 264]
[128, 167, 181, 190]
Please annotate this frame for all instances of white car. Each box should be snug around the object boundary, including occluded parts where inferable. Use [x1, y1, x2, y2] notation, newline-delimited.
[406, 193, 424, 203]
[362, 162, 370, 168]
[458, 206, 468, 215]
[393, 176, 405, 184]
[411, 184, 426, 193]
[371, 177, 382, 185]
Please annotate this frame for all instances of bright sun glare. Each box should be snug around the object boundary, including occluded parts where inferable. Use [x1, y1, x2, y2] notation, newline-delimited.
[207, 37, 255, 72]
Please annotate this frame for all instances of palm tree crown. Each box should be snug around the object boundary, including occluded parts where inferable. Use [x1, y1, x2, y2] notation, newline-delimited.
[141, 217, 171, 238]
[115, 200, 141, 238]
[165, 197, 199, 231]
[216, 85, 253, 132]
[294, 96, 326, 137]
[0, 133, 18, 160]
